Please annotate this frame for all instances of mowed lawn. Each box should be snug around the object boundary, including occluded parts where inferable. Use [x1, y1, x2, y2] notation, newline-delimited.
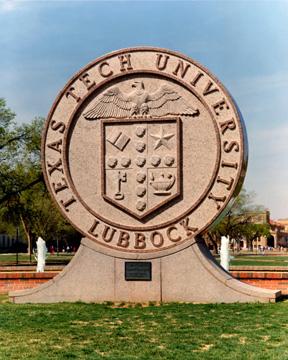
[1, 295, 288, 360]
[2, 253, 288, 267]
[229, 255, 288, 267]
[212, 254, 288, 267]
[0, 253, 73, 265]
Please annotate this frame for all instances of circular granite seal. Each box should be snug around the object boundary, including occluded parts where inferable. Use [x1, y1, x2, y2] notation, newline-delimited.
[42, 47, 248, 259]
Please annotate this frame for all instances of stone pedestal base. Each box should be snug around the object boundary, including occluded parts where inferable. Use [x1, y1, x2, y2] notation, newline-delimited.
[9, 238, 280, 303]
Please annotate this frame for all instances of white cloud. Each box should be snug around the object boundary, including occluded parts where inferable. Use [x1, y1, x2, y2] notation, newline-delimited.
[250, 124, 288, 156]
[245, 122, 288, 218]
[230, 71, 288, 98]
[0, 0, 18, 12]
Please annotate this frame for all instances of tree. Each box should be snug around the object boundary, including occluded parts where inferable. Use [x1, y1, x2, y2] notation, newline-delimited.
[206, 188, 270, 252]
[0, 99, 43, 206]
[241, 222, 270, 251]
[0, 98, 16, 150]
[0, 99, 81, 254]
[1, 177, 81, 254]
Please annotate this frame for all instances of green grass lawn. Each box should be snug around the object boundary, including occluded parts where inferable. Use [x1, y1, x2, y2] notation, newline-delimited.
[213, 255, 288, 267]
[0, 253, 73, 265]
[3, 253, 288, 268]
[229, 256, 288, 267]
[1, 253, 288, 271]
[1, 296, 288, 359]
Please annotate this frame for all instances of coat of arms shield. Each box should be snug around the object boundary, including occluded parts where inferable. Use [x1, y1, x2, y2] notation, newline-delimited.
[101, 118, 181, 219]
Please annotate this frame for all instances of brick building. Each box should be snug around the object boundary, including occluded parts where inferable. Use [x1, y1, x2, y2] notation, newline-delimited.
[240, 212, 288, 250]
[271, 218, 288, 248]
[0, 233, 25, 252]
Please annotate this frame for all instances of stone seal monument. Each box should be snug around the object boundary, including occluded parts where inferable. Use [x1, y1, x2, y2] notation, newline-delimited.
[10, 47, 280, 303]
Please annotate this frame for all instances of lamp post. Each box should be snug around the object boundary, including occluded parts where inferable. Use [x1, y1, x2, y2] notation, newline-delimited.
[16, 226, 19, 265]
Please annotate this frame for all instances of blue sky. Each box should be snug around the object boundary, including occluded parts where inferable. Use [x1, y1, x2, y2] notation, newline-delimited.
[0, 0, 288, 219]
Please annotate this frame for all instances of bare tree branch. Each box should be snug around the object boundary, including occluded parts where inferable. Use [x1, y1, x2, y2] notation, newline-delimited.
[0, 174, 44, 205]
[0, 133, 26, 150]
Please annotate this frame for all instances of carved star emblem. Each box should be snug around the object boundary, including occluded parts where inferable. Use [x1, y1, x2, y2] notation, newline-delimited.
[150, 126, 175, 150]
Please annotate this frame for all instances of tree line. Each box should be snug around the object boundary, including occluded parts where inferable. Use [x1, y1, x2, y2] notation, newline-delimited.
[205, 188, 271, 253]
[0, 98, 81, 254]
[0, 98, 270, 254]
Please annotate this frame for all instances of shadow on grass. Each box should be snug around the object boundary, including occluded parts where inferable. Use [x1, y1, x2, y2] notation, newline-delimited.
[0, 294, 9, 304]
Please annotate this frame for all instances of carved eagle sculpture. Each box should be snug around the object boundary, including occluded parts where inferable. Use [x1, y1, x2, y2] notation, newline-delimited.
[84, 81, 200, 119]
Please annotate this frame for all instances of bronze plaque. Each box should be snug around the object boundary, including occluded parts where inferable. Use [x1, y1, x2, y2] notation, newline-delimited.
[125, 262, 152, 281]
